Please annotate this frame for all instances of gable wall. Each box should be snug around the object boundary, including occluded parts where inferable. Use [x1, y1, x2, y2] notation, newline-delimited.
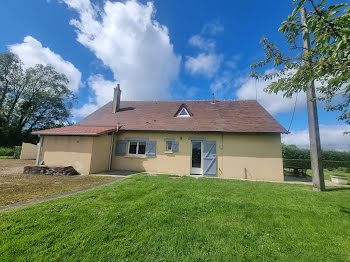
[40, 135, 94, 175]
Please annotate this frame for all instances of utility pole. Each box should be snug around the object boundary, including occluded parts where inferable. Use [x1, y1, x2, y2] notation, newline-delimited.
[300, 7, 325, 192]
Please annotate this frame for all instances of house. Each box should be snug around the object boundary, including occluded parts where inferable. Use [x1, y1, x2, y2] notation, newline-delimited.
[33, 85, 287, 181]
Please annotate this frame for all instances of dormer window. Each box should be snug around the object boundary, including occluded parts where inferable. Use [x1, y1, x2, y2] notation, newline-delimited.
[175, 104, 192, 118]
[178, 108, 190, 117]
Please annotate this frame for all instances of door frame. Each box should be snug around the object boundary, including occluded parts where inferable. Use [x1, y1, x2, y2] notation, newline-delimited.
[190, 141, 203, 175]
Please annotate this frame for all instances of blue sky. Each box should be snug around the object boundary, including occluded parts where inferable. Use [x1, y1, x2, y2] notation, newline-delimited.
[1, 0, 349, 150]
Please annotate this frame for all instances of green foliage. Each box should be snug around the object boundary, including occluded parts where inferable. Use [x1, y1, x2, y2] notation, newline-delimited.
[0, 52, 75, 146]
[283, 144, 350, 160]
[0, 146, 22, 158]
[283, 144, 350, 168]
[284, 158, 350, 169]
[284, 159, 311, 169]
[13, 146, 21, 159]
[0, 147, 14, 156]
[251, 0, 350, 125]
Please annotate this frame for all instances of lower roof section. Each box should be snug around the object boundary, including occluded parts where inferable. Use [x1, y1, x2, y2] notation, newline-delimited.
[32, 126, 118, 136]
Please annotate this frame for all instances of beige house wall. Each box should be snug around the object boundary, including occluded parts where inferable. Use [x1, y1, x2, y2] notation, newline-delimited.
[20, 142, 38, 160]
[90, 134, 113, 173]
[112, 131, 284, 181]
[40, 136, 94, 175]
[39, 131, 283, 181]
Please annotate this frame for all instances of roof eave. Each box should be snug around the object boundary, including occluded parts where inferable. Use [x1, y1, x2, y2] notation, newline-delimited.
[32, 128, 118, 136]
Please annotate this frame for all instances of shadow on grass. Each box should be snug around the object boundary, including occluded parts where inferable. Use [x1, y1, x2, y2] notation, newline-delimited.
[326, 187, 350, 192]
[340, 207, 350, 215]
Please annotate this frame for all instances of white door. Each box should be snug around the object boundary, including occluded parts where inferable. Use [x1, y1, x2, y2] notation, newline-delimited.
[191, 141, 202, 175]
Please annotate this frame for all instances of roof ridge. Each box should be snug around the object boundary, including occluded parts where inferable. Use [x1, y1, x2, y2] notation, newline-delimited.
[115, 99, 259, 102]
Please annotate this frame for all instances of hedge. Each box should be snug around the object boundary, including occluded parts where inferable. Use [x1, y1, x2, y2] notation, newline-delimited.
[0, 146, 21, 159]
[284, 159, 350, 169]
[282, 145, 350, 161]
[0, 147, 15, 156]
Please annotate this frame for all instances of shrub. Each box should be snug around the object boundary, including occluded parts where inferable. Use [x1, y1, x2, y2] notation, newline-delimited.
[282, 144, 350, 161]
[0, 147, 14, 156]
[283, 159, 350, 169]
[283, 159, 311, 169]
[345, 167, 350, 173]
[328, 167, 334, 171]
[13, 146, 22, 159]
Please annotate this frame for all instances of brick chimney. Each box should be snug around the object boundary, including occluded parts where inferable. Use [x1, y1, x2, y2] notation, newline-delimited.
[112, 84, 121, 113]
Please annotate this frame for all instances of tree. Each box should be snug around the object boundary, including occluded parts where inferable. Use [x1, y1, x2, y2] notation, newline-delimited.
[250, 0, 350, 125]
[0, 52, 75, 146]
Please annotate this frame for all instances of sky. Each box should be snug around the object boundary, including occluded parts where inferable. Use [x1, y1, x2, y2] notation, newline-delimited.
[1, 0, 349, 151]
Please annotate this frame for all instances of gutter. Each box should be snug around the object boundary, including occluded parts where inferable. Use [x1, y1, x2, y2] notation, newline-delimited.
[109, 131, 116, 170]
[108, 124, 120, 170]
[35, 135, 44, 165]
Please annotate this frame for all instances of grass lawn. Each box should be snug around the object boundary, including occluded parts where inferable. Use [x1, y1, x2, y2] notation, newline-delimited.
[1, 174, 350, 261]
[0, 159, 115, 206]
[306, 168, 350, 184]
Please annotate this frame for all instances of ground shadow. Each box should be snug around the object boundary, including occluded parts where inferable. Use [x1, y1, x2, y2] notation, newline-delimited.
[326, 187, 350, 192]
[340, 206, 350, 215]
[284, 171, 312, 182]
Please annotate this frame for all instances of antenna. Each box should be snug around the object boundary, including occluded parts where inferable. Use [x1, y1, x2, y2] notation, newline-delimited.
[211, 93, 215, 104]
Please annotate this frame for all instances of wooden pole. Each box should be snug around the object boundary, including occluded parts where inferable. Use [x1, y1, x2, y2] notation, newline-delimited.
[300, 7, 325, 191]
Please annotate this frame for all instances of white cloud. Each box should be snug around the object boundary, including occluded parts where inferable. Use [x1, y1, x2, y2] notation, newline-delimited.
[188, 35, 215, 52]
[185, 53, 223, 78]
[202, 20, 224, 36]
[282, 125, 350, 151]
[62, 0, 180, 101]
[185, 21, 224, 78]
[8, 36, 82, 92]
[235, 74, 306, 115]
[72, 74, 116, 118]
[210, 71, 235, 98]
[72, 103, 98, 118]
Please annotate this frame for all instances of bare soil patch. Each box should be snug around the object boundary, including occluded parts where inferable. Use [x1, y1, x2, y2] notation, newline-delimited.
[0, 159, 114, 206]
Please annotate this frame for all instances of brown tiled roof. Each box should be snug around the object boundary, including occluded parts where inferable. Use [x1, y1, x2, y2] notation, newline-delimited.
[73, 100, 287, 133]
[32, 126, 117, 136]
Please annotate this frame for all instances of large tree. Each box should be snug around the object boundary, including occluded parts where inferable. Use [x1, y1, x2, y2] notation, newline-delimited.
[0, 52, 75, 146]
[251, 0, 350, 125]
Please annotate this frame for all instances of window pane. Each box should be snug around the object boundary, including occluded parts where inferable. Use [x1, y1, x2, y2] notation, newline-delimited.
[166, 141, 172, 151]
[179, 108, 189, 116]
[129, 142, 137, 154]
[138, 142, 146, 155]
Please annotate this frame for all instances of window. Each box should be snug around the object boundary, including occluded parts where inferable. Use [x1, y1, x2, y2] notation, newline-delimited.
[166, 141, 173, 152]
[128, 141, 146, 156]
[177, 107, 190, 117]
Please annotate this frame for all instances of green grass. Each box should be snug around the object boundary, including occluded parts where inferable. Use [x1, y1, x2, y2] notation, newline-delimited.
[1, 174, 350, 261]
[0, 156, 14, 159]
[306, 168, 350, 183]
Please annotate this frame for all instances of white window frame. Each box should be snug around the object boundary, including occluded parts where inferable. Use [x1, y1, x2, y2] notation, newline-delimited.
[176, 107, 190, 117]
[128, 141, 146, 156]
[166, 141, 173, 152]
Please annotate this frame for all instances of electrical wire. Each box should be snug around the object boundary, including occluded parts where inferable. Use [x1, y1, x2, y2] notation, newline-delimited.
[287, 93, 298, 132]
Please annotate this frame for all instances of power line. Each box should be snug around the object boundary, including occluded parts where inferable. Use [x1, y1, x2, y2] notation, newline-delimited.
[287, 93, 298, 132]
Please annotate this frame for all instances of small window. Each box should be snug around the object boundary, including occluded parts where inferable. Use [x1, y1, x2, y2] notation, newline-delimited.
[166, 141, 173, 152]
[128, 141, 146, 156]
[177, 107, 190, 117]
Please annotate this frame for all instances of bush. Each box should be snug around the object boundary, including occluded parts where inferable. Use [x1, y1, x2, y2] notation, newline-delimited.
[0, 147, 15, 156]
[328, 167, 334, 171]
[13, 146, 22, 159]
[282, 144, 350, 161]
[283, 159, 311, 169]
[283, 159, 350, 169]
